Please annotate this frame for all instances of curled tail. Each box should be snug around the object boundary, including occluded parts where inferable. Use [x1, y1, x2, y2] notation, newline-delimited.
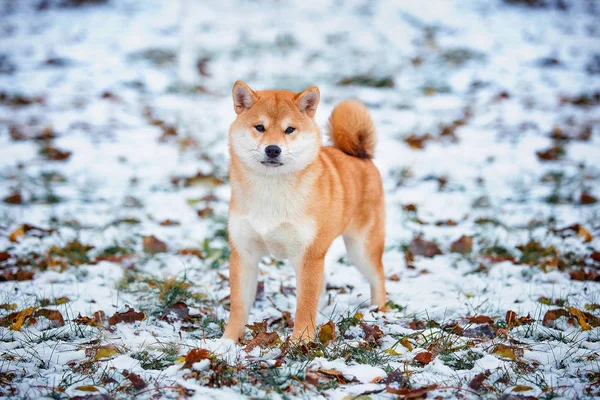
[328, 99, 376, 159]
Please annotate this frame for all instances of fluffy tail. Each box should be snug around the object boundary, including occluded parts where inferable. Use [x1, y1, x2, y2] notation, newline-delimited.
[328, 100, 376, 159]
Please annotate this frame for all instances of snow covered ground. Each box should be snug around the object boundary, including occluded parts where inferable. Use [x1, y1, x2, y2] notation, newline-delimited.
[1, 0, 599, 398]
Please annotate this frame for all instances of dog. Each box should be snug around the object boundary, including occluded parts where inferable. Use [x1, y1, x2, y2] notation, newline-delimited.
[223, 81, 386, 342]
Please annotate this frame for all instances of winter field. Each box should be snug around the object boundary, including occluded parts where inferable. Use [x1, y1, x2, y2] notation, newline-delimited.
[1, 0, 600, 399]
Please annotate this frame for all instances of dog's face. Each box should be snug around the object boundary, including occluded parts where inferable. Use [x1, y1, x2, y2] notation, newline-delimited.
[229, 81, 321, 175]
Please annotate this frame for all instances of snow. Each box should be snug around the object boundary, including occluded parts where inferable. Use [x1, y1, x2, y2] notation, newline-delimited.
[0, 0, 599, 399]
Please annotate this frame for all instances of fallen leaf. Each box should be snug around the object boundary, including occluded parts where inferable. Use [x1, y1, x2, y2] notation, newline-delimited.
[0, 269, 34, 281]
[317, 368, 357, 384]
[247, 318, 269, 337]
[580, 191, 598, 205]
[92, 344, 120, 361]
[142, 235, 167, 254]
[182, 348, 212, 369]
[178, 248, 204, 259]
[159, 219, 180, 227]
[404, 134, 434, 150]
[536, 145, 564, 161]
[512, 385, 534, 392]
[75, 385, 99, 392]
[567, 307, 592, 331]
[34, 309, 65, 328]
[400, 337, 413, 351]
[108, 307, 145, 325]
[451, 235, 473, 254]
[8, 226, 25, 242]
[388, 274, 400, 281]
[160, 302, 189, 323]
[0, 303, 17, 311]
[462, 324, 495, 339]
[569, 269, 599, 282]
[360, 322, 383, 345]
[469, 315, 494, 324]
[318, 321, 336, 346]
[386, 384, 438, 397]
[542, 309, 571, 327]
[414, 351, 433, 365]
[122, 370, 147, 390]
[409, 236, 442, 258]
[9, 307, 36, 331]
[469, 371, 490, 390]
[244, 331, 279, 352]
[493, 344, 517, 360]
[3, 192, 22, 205]
[578, 226, 592, 242]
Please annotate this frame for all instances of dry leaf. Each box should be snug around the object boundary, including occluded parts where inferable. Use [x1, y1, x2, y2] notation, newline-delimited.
[386, 384, 438, 397]
[8, 226, 25, 242]
[361, 322, 383, 345]
[0, 269, 34, 282]
[577, 226, 592, 242]
[414, 351, 433, 365]
[75, 385, 99, 392]
[93, 344, 120, 361]
[580, 191, 598, 205]
[567, 307, 592, 331]
[108, 307, 145, 325]
[244, 331, 279, 352]
[409, 236, 442, 258]
[317, 368, 356, 384]
[468, 315, 493, 324]
[9, 307, 36, 331]
[122, 370, 147, 390]
[160, 302, 189, 323]
[400, 337, 413, 351]
[318, 321, 336, 346]
[182, 348, 212, 369]
[469, 371, 490, 390]
[247, 318, 269, 337]
[542, 309, 571, 327]
[3, 192, 22, 205]
[493, 344, 518, 360]
[451, 235, 473, 254]
[34, 309, 65, 328]
[142, 235, 167, 254]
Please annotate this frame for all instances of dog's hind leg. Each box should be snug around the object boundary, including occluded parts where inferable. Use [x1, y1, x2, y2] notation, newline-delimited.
[343, 218, 386, 308]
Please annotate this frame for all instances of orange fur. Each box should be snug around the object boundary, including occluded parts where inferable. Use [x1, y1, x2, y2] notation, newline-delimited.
[223, 81, 386, 343]
[328, 99, 376, 158]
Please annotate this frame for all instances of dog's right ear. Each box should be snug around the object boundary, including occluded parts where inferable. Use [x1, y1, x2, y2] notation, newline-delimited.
[232, 81, 257, 114]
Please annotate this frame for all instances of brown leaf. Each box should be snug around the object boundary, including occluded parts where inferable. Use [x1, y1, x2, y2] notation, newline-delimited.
[580, 191, 598, 205]
[34, 309, 65, 328]
[577, 226, 592, 242]
[304, 370, 320, 386]
[244, 331, 279, 352]
[142, 236, 167, 254]
[73, 311, 105, 328]
[122, 370, 147, 391]
[404, 134, 434, 150]
[8, 226, 25, 242]
[178, 248, 204, 259]
[469, 371, 491, 390]
[43, 146, 72, 161]
[404, 250, 415, 269]
[386, 384, 439, 397]
[469, 315, 494, 324]
[159, 219, 180, 227]
[360, 322, 383, 345]
[182, 348, 212, 369]
[0, 269, 34, 281]
[3, 192, 22, 205]
[247, 318, 269, 337]
[542, 309, 571, 327]
[505, 310, 535, 329]
[254, 281, 265, 301]
[414, 351, 433, 365]
[317, 368, 357, 384]
[108, 307, 145, 325]
[409, 236, 442, 258]
[451, 235, 473, 254]
[0, 251, 10, 263]
[160, 302, 189, 323]
[536, 145, 563, 161]
[279, 284, 295, 296]
[388, 274, 401, 281]
[569, 269, 599, 282]
[462, 324, 496, 339]
[318, 321, 336, 346]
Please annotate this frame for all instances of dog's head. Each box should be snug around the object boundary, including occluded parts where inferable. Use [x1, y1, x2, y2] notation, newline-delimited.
[229, 81, 321, 175]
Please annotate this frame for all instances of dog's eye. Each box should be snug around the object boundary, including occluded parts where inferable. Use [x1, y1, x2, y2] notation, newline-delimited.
[285, 127, 295, 134]
[254, 124, 265, 132]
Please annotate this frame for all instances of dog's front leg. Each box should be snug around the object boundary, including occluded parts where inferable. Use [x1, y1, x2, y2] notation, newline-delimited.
[222, 245, 259, 342]
[291, 253, 325, 342]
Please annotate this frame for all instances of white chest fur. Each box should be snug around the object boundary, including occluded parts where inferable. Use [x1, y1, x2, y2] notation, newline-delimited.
[229, 174, 316, 262]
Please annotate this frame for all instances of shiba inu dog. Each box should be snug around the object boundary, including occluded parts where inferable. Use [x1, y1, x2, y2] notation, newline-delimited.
[223, 81, 386, 342]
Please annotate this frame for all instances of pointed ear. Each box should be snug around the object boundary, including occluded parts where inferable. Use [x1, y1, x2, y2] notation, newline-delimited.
[295, 86, 320, 118]
[232, 81, 257, 114]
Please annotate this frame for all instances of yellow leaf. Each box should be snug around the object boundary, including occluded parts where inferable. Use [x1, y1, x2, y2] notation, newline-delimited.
[318, 321, 336, 346]
[512, 385, 533, 392]
[400, 337, 413, 351]
[354, 312, 363, 321]
[567, 307, 591, 331]
[578, 226, 592, 243]
[385, 348, 402, 356]
[9, 307, 37, 331]
[9, 226, 25, 242]
[0, 303, 17, 311]
[176, 356, 186, 364]
[493, 345, 517, 360]
[93, 345, 120, 361]
[75, 385, 99, 392]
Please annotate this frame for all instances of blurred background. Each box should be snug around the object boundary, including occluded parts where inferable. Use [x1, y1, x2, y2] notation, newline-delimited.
[0, 0, 599, 398]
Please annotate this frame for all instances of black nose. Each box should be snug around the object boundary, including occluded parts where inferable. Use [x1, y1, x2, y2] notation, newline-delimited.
[265, 145, 281, 159]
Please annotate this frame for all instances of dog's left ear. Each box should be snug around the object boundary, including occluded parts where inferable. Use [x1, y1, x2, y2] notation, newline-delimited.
[295, 86, 320, 118]
[232, 81, 258, 114]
